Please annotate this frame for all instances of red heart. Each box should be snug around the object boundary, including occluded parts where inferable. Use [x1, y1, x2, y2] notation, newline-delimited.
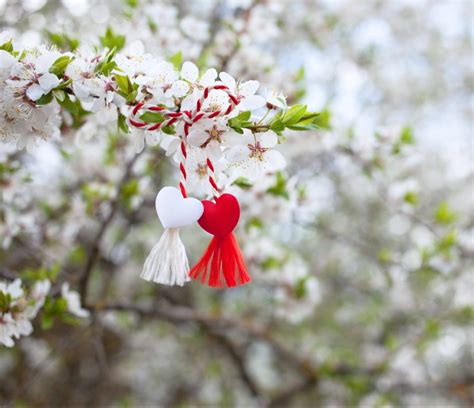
[198, 194, 240, 238]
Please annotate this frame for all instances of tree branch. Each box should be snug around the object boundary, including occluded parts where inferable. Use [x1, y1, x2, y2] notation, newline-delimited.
[0, 267, 16, 281]
[206, 328, 263, 401]
[78, 151, 143, 301]
[93, 302, 318, 381]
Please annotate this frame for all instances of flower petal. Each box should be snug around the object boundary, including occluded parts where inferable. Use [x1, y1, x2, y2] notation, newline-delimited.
[134, 132, 145, 153]
[224, 146, 248, 163]
[241, 94, 266, 110]
[187, 129, 209, 147]
[239, 80, 259, 97]
[161, 135, 181, 156]
[170, 80, 190, 98]
[35, 52, 60, 73]
[234, 158, 261, 182]
[38, 73, 60, 93]
[263, 149, 286, 172]
[8, 279, 23, 298]
[0, 50, 15, 70]
[181, 61, 199, 82]
[259, 131, 278, 148]
[26, 84, 44, 101]
[200, 68, 217, 86]
[181, 92, 198, 111]
[219, 71, 236, 90]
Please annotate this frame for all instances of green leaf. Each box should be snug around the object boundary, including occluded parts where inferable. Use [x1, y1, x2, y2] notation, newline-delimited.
[69, 245, 86, 265]
[139, 111, 165, 124]
[60, 314, 81, 326]
[0, 39, 14, 53]
[53, 89, 65, 102]
[297, 112, 320, 125]
[49, 55, 73, 77]
[417, 319, 441, 352]
[377, 248, 392, 264]
[56, 78, 72, 90]
[246, 217, 263, 230]
[267, 172, 289, 200]
[227, 111, 252, 133]
[228, 118, 239, 128]
[126, 89, 138, 103]
[57, 94, 90, 128]
[120, 179, 140, 208]
[95, 46, 118, 75]
[121, 179, 139, 199]
[35, 92, 54, 105]
[313, 108, 331, 130]
[236, 111, 251, 121]
[434, 202, 458, 225]
[147, 17, 158, 33]
[436, 229, 457, 253]
[404, 191, 419, 206]
[196, 49, 209, 70]
[118, 112, 129, 133]
[400, 126, 414, 144]
[294, 277, 308, 299]
[294, 66, 305, 82]
[100, 27, 126, 51]
[0, 291, 12, 311]
[46, 32, 80, 51]
[161, 125, 175, 135]
[20, 264, 60, 282]
[270, 119, 285, 134]
[233, 177, 253, 190]
[115, 74, 132, 94]
[450, 306, 474, 325]
[268, 106, 325, 134]
[125, 0, 139, 8]
[287, 123, 319, 132]
[114, 74, 138, 102]
[55, 297, 69, 313]
[261, 257, 281, 270]
[384, 334, 399, 351]
[282, 104, 307, 126]
[41, 314, 54, 330]
[169, 51, 182, 70]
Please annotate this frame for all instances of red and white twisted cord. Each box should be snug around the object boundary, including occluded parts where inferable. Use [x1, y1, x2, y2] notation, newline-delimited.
[128, 84, 240, 199]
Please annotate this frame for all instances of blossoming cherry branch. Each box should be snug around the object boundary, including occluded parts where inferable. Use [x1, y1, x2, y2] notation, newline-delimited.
[0, 36, 322, 288]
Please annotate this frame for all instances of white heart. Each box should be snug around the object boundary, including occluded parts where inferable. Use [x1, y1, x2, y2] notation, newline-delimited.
[155, 186, 203, 229]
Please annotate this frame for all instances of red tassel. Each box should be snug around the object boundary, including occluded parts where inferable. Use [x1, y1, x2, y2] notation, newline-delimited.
[190, 194, 251, 288]
[189, 233, 251, 287]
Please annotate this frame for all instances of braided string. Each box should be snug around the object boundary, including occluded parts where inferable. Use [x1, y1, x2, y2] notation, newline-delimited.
[129, 84, 240, 199]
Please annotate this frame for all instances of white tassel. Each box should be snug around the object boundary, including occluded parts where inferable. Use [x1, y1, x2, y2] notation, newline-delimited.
[140, 228, 190, 286]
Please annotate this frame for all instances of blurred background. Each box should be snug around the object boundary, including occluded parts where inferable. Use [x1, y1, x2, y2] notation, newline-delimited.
[0, 0, 473, 406]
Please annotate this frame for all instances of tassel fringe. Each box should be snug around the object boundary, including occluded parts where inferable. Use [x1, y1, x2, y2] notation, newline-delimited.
[189, 233, 251, 288]
[140, 228, 190, 286]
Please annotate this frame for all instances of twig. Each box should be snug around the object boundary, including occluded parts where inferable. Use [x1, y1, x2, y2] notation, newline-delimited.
[206, 329, 263, 401]
[268, 377, 316, 408]
[0, 267, 16, 281]
[78, 151, 143, 301]
[94, 302, 318, 381]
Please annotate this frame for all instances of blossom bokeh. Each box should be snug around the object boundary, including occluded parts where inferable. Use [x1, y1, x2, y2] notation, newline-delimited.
[0, 0, 472, 407]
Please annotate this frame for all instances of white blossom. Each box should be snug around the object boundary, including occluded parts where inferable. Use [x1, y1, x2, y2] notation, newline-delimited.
[0, 279, 50, 347]
[61, 283, 90, 318]
[224, 130, 286, 181]
[219, 72, 266, 110]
